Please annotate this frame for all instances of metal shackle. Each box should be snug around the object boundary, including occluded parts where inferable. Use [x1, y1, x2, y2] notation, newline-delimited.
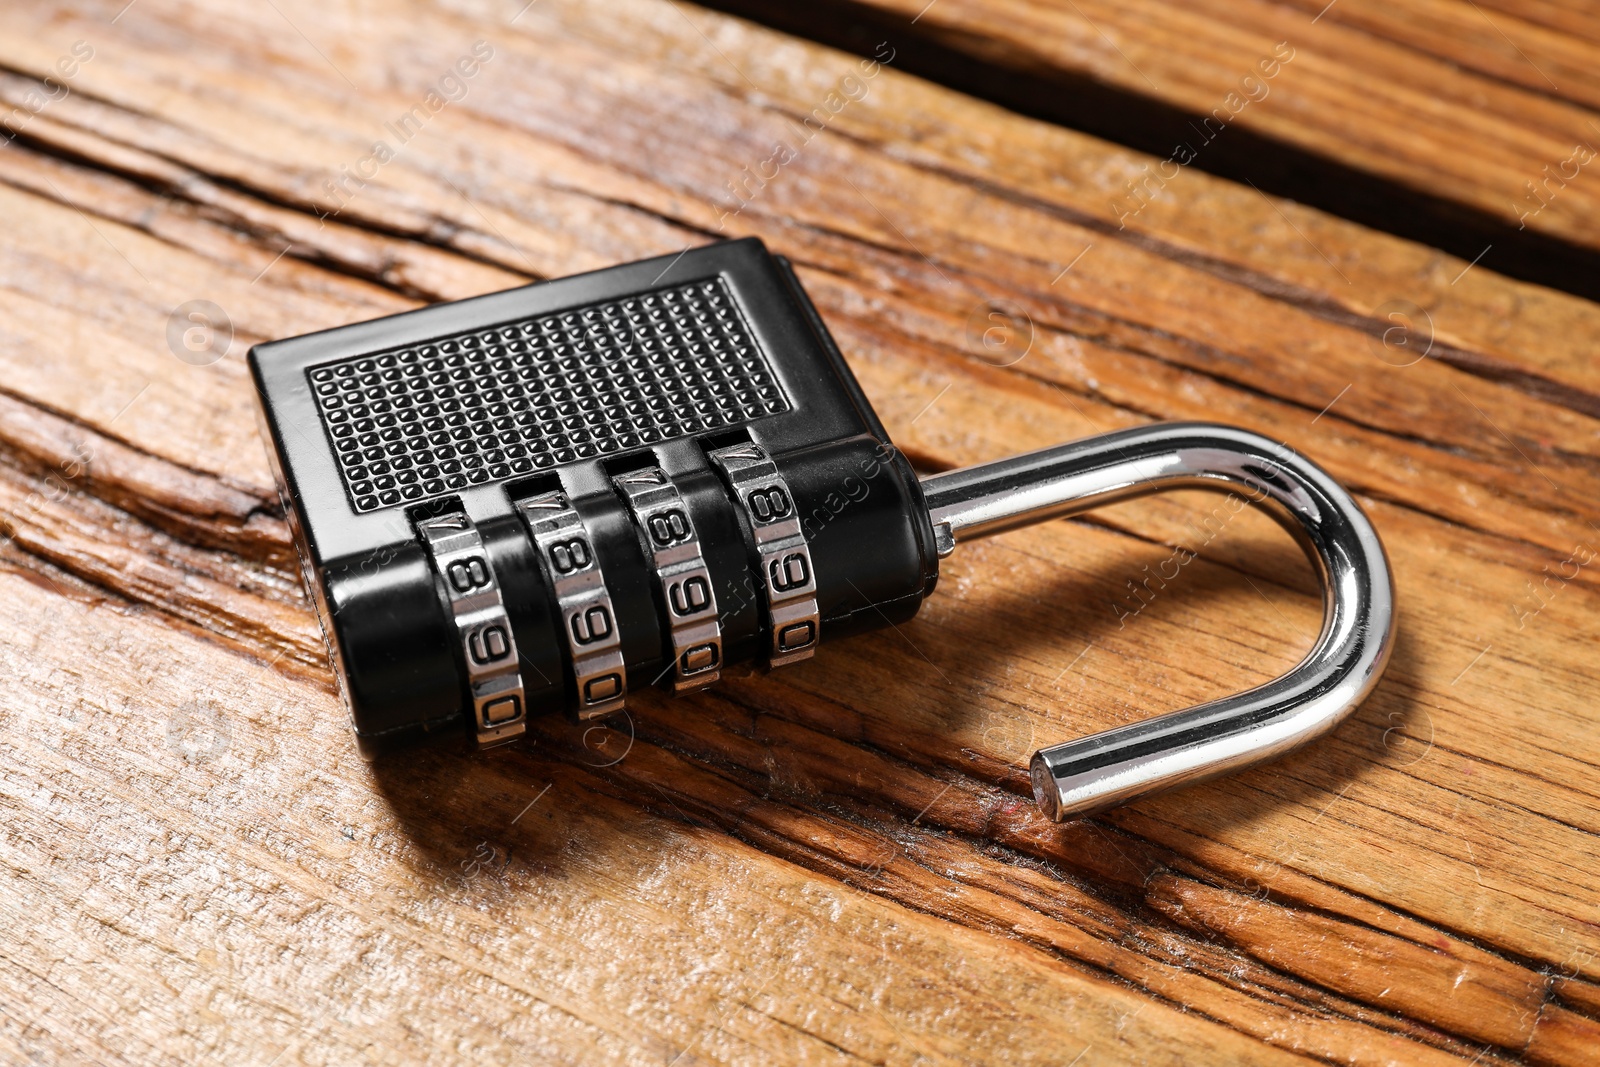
[921, 422, 1396, 822]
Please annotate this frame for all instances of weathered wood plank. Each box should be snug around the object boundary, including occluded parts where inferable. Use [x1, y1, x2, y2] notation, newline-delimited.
[701, 0, 1600, 293]
[6, 572, 1317, 1066]
[0, 0, 1596, 1063]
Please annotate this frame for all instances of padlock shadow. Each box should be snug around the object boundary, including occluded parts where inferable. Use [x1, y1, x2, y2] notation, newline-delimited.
[1129, 615, 1430, 831]
[687, 519, 1428, 897]
[753, 514, 1419, 831]
[366, 516, 1418, 894]
[788, 523, 1326, 759]
[365, 728, 636, 885]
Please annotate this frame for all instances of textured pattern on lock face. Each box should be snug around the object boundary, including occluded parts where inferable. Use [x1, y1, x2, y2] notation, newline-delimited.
[307, 277, 788, 514]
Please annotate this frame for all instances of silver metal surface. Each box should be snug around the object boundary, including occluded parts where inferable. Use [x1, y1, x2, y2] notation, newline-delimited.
[613, 467, 724, 691]
[709, 443, 820, 667]
[416, 512, 527, 748]
[517, 490, 627, 720]
[921, 421, 1396, 822]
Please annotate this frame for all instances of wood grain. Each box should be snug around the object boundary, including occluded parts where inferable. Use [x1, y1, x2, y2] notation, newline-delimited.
[701, 0, 1600, 297]
[0, 0, 1597, 1063]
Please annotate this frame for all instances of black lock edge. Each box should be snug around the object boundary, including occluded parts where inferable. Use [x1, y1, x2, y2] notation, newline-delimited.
[771, 253, 940, 614]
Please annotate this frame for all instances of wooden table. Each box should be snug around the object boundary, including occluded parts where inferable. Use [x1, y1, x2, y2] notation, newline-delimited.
[1, 1, 1596, 1063]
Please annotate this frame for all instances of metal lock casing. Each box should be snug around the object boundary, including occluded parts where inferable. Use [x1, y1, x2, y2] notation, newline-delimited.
[249, 238, 940, 755]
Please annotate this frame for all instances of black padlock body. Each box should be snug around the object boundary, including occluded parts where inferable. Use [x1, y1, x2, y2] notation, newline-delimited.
[782, 434, 933, 637]
[249, 238, 939, 755]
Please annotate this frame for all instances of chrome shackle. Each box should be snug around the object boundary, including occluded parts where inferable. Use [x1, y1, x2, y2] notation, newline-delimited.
[921, 422, 1396, 822]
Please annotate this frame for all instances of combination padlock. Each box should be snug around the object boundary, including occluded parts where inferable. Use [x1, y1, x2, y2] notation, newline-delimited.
[249, 238, 1394, 820]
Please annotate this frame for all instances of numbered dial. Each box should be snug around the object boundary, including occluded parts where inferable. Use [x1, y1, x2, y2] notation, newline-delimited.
[613, 467, 723, 691]
[517, 491, 627, 720]
[417, 512, 527, 747]
[709, 443, 820, 667]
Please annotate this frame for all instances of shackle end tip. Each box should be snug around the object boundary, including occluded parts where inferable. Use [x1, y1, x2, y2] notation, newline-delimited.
[1029, 751, 1064, 822]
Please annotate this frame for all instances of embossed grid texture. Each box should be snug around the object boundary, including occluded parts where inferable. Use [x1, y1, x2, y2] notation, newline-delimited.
[308, 277, 786, 513]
